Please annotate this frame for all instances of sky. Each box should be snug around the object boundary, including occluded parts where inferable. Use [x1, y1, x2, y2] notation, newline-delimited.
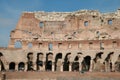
[0, 0, 120, 47]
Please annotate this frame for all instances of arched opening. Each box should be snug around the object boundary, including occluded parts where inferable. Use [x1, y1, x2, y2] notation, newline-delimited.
[115, 55, 120, 72]
[105, 52, 114, 72]
[55, 53, 62, 71]
[36, 53, 43, 70]
[39, 22, 44, 28]
[48, 43, 53, 51]
[82, 56, 91, 71]
[27, 52, 33, 71]
[28, 43, 33, 48]
[72, 55, 79, 71]
[72, 62, 79, 71]
[46, 61, 52, 71]
[63, 53, 71, 71]
[46, 53, 53, 71]
[108, 20, 112, 25]
[14, 41, 22, 48]
[0, 52, 5, 71]
[93, 52, 104, 71]
[9, 62, 15, 71]
[18, 62, 25, 71]
[84, 21, 89, 26]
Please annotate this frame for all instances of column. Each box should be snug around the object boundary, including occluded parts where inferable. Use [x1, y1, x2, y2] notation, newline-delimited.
[42, 61, 45, 71]
[52, 62, 55, 72]
[33, 63, 37, 71]
[112, 62, 115, 72]
[89, 59, 93, 72]
[79, 62, 82, 71]
[60, 63, 63, 72]
[24, 63, 28, 71]
[0, 64, 1, 71]
[15, 63, 18, 71]
[69, 62, 72, 72]
[5, 62, 9, 71]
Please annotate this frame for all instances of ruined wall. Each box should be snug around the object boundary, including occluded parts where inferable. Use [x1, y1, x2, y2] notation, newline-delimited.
[0, 9, 120, 72]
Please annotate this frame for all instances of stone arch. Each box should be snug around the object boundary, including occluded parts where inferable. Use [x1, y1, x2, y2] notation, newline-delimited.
[18, 62, 25, 71]
[27, 52, 33, 71]
[115, 55, 120, 72]
[93, 52, 105, 72]
[0, 52, 3, 56]
[0, 52, 5, 71]
[55, 53, 62, 71]
[105, 52, 114, 72]
[9, 62, 15, 71]
[72, 56, 79, 71]
[63, 53, 71, 71]
[46, 52, 53, 71]
[36, 53, 43, 70]
[82, 56, 91, 71]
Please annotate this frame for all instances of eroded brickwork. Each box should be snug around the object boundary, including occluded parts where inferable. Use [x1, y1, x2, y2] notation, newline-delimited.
[0, 9, 120, 72]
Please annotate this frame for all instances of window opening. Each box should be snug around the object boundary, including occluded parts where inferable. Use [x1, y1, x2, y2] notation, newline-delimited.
[48, 43, 53, 51]
[84, 21, 88, 26]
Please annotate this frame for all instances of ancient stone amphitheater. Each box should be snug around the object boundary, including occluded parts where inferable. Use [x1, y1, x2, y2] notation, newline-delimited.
[0, 9, 120, 80]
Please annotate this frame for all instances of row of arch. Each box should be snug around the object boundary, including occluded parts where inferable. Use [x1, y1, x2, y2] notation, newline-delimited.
[0, 52, 120, 72]
[27, 52, 91, 71]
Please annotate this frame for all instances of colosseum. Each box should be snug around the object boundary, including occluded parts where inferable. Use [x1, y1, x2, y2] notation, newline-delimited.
[0, 9, 120, 73]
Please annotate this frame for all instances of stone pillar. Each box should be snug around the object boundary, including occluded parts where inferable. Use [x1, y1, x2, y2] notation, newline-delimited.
[52, 62, 55, 72]
[5, 62, 9, 71]
[79, 62, 82, 71]
[15, 63, 18, 71]
[60, 63, 63, 72]
[89, 59, 93, 72]
[33, 63, 37, 71]
[105, 61, 110, 72]
[69, 62, 72, 72]
[42, 61, 45, 71]
[24, 63, 28, 71]
[0, 64, 1, 71]
[112, 62, 115, 72]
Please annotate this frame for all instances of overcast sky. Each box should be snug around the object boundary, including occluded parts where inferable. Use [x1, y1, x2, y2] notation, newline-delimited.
[0, 0, 120, 47]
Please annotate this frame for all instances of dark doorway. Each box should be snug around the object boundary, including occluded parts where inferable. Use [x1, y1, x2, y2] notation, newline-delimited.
[36, 53, 43, 70]
[72, 56, 79, 71]
[46, 61, 52, 71]
[9, 62, 15, 71]
[27, 52, 33, 71]
[63, 53, 71, 71]
[46, 53, 53, 71]
[55, 53, 62, 71]
[0, 52, 5, 71]
[72, 62, 79, 71]
[18, 62, 25, 71]
[82, 56, 91, 71]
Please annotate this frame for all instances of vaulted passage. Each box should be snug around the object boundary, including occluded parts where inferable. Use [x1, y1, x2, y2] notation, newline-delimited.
[72, 62, 79, 71]
[46, 53, 53, 71]
[72, 56, 79, 71]
[27, 52, 33, 71]
[63, 53, 71, 71]
[82, 56, 91, 71]
[18, 62, 25, 71]
[36, 53, 43, 70]
[55, 53, 62, 71]
[0, 52, 5, 71]
[9, 62, 15, 71]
